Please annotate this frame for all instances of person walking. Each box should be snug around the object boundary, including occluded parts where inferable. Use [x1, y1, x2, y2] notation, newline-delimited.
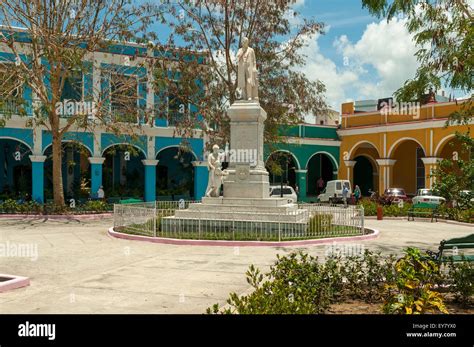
[316, 177, 325, 195]
[342, 185, 349, 208]
[97, 186, 105, 201]
[354, 185, 361, 203]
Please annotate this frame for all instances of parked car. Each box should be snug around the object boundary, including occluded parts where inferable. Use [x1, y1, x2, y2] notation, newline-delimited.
[381, 188, 410, 205]
[317, 180, 352, 204]
[412, 189, 446, 205]
[454, 190, 474, 208]
[269, 185, 297, 203]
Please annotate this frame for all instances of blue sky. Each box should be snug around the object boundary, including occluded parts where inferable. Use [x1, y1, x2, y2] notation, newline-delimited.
[290, 0, 418, 110]
[291, 0, 471, 111]
[149, 0, 470, 112]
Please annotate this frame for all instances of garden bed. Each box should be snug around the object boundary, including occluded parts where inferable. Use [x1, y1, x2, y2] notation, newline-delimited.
[327, 296, 474, 314]
[108, 226, 379, 247]
[208, 249, 474, 314]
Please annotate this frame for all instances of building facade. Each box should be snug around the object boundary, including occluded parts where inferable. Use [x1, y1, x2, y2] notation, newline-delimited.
[0, 30, 209, 203]
[338, 99, 472, 196]
[0, 29, 341, 203]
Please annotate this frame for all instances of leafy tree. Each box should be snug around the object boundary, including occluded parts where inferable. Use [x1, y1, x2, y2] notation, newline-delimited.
[431, 140, 473, 209]
[0, 0, 162, 206]
[156, 0, 328, 147]
[362, 0, 473, 107]
[362, 0, 473, 201]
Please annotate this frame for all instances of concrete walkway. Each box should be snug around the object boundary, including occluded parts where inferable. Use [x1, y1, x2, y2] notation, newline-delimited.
[0, 217, 472, 313]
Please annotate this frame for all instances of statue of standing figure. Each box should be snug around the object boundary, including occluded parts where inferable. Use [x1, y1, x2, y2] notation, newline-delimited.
[205, 145, 228, 197]
[237, 37, 259, 101]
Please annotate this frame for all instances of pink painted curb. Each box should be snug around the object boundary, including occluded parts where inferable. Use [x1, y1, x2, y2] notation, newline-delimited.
[108, 227, 379, 247]
[0, 213, 113, 220]
[0, 274, 30, 293]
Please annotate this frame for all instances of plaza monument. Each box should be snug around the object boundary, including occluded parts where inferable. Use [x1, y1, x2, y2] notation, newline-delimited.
[168, 37, 306, 223]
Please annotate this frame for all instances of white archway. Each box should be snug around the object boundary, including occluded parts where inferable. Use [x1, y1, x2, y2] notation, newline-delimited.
[101, 142, 147, 158]
[265, 149, 301, 170]
[305, 151, 339, 170]
[434, 134, 456, 157]
[43, 140, 93, 156]
[388, 137, 426, 158]
[0, 136, 33, 153]
[155, 145, 198, 161]
[348, 140, 380, 160]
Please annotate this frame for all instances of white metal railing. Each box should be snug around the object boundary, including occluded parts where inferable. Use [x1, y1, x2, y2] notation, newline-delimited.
[113, 200, 365, 241]
[113, 204, 157, 236]
[0, 99, 22, 115]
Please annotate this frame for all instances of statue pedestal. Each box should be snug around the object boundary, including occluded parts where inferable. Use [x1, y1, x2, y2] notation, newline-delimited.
[164, 101, 304, 226]
[223, 101, 269, 199]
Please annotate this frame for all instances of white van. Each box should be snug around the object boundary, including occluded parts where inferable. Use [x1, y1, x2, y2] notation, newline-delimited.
[317, 180, 352, 203]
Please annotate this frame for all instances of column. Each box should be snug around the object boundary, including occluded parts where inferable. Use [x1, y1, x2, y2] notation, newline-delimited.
[29, 155, 46, 203]
[142, 159, 159, 202]
[295, 169, 307, 202]
[421, 157, 442, 189]
[376, 159, 396, 194]
[192, 161, 208, 201]
[333, 170, 339, 180]
[343, 160, 356, 184]
[88, 157, 105, 198]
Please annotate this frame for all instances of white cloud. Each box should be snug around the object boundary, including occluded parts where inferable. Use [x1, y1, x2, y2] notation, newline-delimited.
[294, 17, 420, 114]
[334, 18, 419, 100]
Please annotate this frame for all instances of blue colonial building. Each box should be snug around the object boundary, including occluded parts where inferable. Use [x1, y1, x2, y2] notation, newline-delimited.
[0, 28, 341, 203]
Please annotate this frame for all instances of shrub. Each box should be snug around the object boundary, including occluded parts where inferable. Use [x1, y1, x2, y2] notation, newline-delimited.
[382, 248, 447, 314]
[207, 252, 341, 314]
[358, 199, 377, 215]
[0, 199, 42, 214]
[446, 260, 474, 306]
[209, 248, 472, 314]
[340, 250, 396, 302]
[383, 203, 412, 217]
[81, 200, 110, 212]
[308, 214, 333, 233]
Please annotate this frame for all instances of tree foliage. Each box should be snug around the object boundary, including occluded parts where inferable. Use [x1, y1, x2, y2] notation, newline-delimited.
[362, 0, 473, 104]
[0, 0, 162, 205]
[157, 0, 328, 146]
[362, 0, 473, 199]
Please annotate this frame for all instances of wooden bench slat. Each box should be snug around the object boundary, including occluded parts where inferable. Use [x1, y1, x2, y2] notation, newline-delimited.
[442, 243, 474, 249]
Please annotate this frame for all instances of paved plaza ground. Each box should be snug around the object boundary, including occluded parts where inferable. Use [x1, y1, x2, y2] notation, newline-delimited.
[0, 217, 472, 313]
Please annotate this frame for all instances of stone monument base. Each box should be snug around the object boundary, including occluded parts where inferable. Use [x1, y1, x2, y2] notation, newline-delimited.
[167, 197, 307, 223]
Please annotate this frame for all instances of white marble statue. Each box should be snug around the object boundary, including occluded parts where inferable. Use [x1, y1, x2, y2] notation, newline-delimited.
[205, 145, 228, 197]
[236, 37, 259, 101]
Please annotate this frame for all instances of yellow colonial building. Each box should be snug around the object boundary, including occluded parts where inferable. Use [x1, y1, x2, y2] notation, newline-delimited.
[337, 98, 472, 196]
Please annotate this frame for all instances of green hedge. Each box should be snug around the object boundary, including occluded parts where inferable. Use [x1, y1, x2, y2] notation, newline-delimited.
[0, 199, 113, 215]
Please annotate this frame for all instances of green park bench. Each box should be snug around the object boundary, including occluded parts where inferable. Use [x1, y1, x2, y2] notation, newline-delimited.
[428, 234, 474, 263]
[408, 202, 440, 222]
[119, 198, 144, 204]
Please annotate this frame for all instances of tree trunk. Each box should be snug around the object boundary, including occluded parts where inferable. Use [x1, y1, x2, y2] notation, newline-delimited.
[52, 135, 65, 206]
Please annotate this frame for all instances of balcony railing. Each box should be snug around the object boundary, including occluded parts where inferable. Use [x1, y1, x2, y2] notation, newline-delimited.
[0, 99, 24, 116]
